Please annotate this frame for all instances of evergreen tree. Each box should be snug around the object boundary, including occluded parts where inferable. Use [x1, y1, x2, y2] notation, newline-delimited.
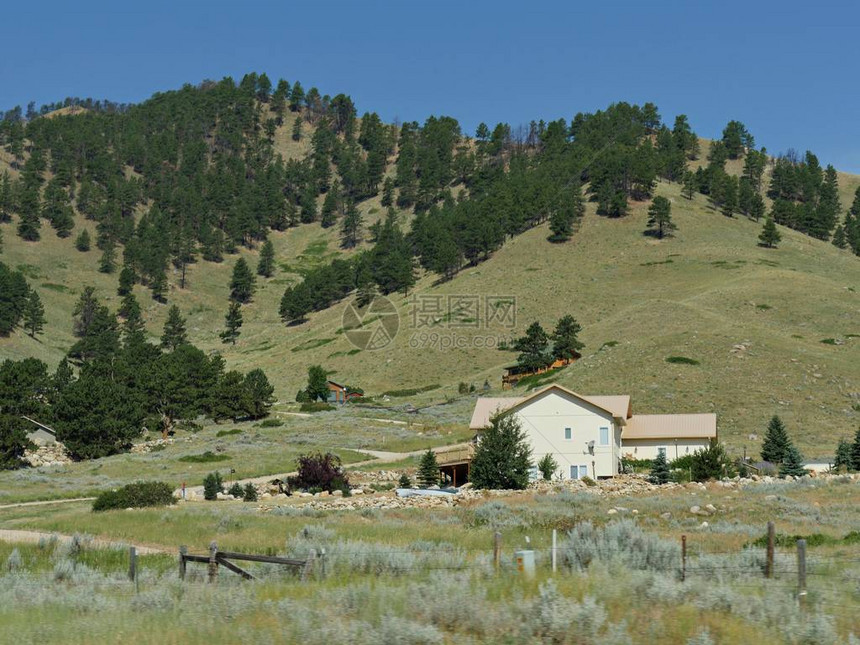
[761, 415, 791, 463]
[381, 177, 394, 207]
[417, 448, 439, 488]
[469, 414, 534, 490]
[160, 305, 188, 350]
[513, 321, 552, 371]
[682, 171, 696, 200]
[75, 229, 91, 252]
[646, 196, 676, 238]
[340, 200, 363, 249]
[551, 315, 584, 361]
[220, 302, 243, 345]
[721, 175, 738, 217]
[150, 269, 168, 303]
[305, 365, 329, 402]
[832, 224, 847, 249]
[749, 194, 766, 221]
[758, 217, 781, 248]
[17, 211, 40, 242]
[291, 117, 302, 141]
[320, 189, 339, 228]
[779, 444, 807, 478]
[98, 241, 117, 274]
[834, 437, 853, 471]
[117, 266, 136, 296]
[851, 427, 860, 472]
[229, 257, 256, 303]
[0, 414, 31, 470]
[243, 368, 275, 419]
[537, 453, 558, 481]
[22, 289, 45, 338]
[256, 239, 276, 277]
[649, 450, 670, 484]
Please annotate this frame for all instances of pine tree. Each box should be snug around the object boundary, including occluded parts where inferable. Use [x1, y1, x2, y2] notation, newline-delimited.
[761, 415, 791, 464]
[160, 305, 188, 350]
[150, 270, 168, 303]
[470, 414, 534, 490]
[291, 117, 302, 141]
[417, 448, 439, 488]
[320, 189, 339, 228]
[340, 200, 363, 248]
[779, 444, 807, 478]
[256, 240, 276, 278]
[17, 211, 40, 242]
[220, 302, 243, 345]
[513, 321, 552, 371]
[117, 266, 135, 296]
[749, 194, 766, 221]
[75, 229, 91, 252]
[721, 175, 738, 217]
[834, 438, 853, 471]
[758, 217, 781, 249]
[832, 224, 847, 249]
[305, 365, 329, 402]
[851, 427, 860, 472]
[646, 196, 676, 238]
[551, 315, 584, 361]
[98, 241, 116, 274]
[22, 289, 45, 338]
[649, 450, 670, 484]
[682, 171, 696, 200]
[229, 257, 256, 303]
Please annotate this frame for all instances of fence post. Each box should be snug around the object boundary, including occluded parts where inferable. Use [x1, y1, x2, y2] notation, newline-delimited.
[494, 532, 502, 571]
[208, 541, 218, 584]
[301, 549, 316, 582]
[766, 521, 775, 579]
[797, 539, 807, 607]
[179, 545, 187, 580]
[128, 546, 137, 583]
[681, 535, 686, 582]
[551, 529, 557, 574]
[320, 548, 327, 578]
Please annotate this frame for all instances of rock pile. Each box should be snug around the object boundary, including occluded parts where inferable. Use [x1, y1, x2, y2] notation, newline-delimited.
[130, 438, 174, 454]
[24, 442, 71, 468]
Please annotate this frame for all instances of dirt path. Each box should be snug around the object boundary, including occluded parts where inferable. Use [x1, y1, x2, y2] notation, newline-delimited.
[0, 528, 166, 554]
[0, 497, 96, 511]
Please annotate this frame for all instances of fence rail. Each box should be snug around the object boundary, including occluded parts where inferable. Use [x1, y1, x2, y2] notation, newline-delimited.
[178, 542, 317, 582]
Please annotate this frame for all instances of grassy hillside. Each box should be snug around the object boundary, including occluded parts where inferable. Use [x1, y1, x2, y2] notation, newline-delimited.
[3, 164, 859, 457]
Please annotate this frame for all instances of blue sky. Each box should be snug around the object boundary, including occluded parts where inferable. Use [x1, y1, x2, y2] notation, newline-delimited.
[3, 1, 859, 171]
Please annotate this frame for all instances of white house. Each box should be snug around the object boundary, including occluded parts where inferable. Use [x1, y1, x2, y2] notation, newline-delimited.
[466, 384, 716, 480]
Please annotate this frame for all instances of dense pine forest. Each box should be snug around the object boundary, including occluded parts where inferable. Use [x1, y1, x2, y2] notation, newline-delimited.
[1, 72, 859, 331]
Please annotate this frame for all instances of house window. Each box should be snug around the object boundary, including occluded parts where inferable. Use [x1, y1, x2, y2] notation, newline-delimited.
[564, 427, 572, 440]
[570, 465, 588, 479]
[657, 447, 667, 458]
[599, 427, 609, 446]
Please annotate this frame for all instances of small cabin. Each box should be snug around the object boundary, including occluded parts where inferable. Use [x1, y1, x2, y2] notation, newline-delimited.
[327, 380, 364, 404]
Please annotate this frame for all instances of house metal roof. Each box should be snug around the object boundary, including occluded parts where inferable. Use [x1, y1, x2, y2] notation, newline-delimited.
[622, 414, 717, 440]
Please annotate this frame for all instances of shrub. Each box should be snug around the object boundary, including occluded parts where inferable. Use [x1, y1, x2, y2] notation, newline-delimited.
[227, 482, 243, 498]
[563, 519, 680, 573]
[691, 441, 735, 481]
[382, 384, 440, 397]
[257, 418, 284, 428]
[203, 472, 223, 500]
[215, 428, 242, 438]
[580, 475, 597, 487]
[294, 452, 349, 493]
[178, 451, 231, 463]
[665, 356, 700, 365]
[0, 414, 32, 471]
[242, 483, 258, 502]
[398, 473, 413, 488]
[537, 454, 558, 480]
[92, 481, 175, 511]
[649, 451, 670, 484]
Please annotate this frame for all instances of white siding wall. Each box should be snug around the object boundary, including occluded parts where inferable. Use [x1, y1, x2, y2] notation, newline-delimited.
[621, 438, 711, 461]
[510, 390, 619, 479]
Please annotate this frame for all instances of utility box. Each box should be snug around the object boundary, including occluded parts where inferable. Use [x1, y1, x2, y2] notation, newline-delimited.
[514, 550, 535, 579]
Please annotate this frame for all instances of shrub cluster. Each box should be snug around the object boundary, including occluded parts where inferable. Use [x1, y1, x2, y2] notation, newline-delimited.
[92, 481, 175, 511]
[290, 452, 350, 493]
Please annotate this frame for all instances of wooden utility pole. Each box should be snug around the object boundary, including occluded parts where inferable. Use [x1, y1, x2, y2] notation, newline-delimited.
[493, 532, 502, 571]
[797, 539, 807, 607]
[208, 541, 219, 583]
[766, 522, 775, 579]
[551, 529, 557, 574]
[681, 535, 687, 582]
[179, 545, 187, 580]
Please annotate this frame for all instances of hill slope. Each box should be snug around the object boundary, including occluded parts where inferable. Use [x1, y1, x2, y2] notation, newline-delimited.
[2, 172, 858, 457]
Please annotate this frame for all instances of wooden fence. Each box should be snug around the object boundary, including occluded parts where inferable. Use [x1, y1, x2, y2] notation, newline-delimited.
[178, 542, 318, 582]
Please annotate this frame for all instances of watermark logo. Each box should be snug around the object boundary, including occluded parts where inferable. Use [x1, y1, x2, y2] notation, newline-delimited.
[342, 295, 400, 351]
